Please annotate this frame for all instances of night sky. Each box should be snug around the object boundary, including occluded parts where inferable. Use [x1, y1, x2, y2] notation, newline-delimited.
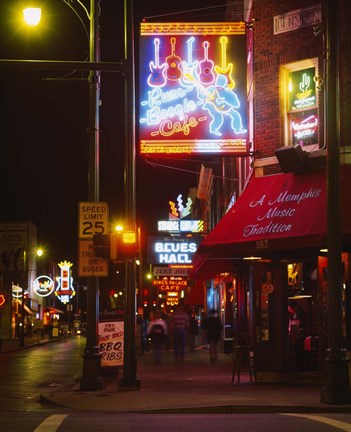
[0, 0, 226, 263]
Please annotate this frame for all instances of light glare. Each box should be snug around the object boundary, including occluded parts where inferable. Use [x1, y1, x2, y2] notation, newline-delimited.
[23, 7, 42, 26]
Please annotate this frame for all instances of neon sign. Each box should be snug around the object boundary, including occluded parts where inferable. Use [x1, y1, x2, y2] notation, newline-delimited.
[169, 194, 192, 219]
[292, 114, 318, 140]
[157, 194, 204, 233]
[55, 261, 75, 304]
[33, 275, 55, 297]
[12, 284, 27, 299]
[148, 236, 201, 265]
[158, 220, 204, 233]
[139, 22, 248, 155]
[0, 294, 5, 306]
[289, 67, 316, 110]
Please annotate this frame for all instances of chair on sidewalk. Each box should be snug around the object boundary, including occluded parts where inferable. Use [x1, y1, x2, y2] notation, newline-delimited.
[231, 333, 256, 384]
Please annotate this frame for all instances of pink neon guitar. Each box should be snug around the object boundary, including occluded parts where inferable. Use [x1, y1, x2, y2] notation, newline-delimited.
[198, 41, 215, 85]
[147, 38, 167, 87]
[166, 37, 182, 81]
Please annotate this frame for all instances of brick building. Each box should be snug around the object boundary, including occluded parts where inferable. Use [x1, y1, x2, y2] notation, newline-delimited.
[191, 0, 351, 394]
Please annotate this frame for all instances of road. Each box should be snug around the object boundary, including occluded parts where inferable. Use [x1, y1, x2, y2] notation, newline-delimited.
[0, 336, 85, 412]
[1, 338, 351, 431]
[1, 412, 351, 432]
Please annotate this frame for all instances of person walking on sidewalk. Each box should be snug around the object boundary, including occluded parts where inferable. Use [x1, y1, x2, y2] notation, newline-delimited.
[170, 304, 190, 363]
[146, 310, 168, 365]
[202, 309, 223, 363]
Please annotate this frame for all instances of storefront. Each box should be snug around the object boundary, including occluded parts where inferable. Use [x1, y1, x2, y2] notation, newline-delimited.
[192, 165, 351, 377]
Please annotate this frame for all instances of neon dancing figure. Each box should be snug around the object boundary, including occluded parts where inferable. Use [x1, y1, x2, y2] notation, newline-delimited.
[199, 74, 247, 137]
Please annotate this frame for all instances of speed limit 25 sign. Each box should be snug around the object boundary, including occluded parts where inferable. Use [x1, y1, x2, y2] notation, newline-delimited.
[78, 202, 109, 239]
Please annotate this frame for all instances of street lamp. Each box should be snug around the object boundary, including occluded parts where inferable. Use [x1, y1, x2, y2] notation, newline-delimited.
[19, 247, 43, 347]
[22, 0, 103, 390]
[23, 7, 41, 26]
[17, 0, 138, 389]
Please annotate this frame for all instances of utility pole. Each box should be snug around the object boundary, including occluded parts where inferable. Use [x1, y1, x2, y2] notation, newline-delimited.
[119, 0, 140, 389]
[80, 0, 104, 391]
[320, 0, 351, 404]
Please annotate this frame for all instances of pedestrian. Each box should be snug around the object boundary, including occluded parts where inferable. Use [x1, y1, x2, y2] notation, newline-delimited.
[202, 309, 223, 363]
[146, 310, 168, 365]
[170, 304, 190, 363]
[188, 308, 199, 351]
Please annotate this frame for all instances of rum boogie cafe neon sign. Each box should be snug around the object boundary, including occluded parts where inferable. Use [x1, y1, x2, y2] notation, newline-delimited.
[139, 22, 248, 155]
[148, 236, 202, 265]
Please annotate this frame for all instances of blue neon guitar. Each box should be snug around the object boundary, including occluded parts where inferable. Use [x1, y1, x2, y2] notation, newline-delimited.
[147, 38, 167, 87]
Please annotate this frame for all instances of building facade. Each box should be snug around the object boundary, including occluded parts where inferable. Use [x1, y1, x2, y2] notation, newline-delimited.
[192, 0, 351, 385]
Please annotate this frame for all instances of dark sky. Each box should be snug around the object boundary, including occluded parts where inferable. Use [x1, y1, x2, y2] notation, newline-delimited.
[0, 0, 226, 262]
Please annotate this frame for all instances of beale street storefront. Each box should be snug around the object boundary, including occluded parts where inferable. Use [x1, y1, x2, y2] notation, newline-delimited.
[192, 165, 351, 380]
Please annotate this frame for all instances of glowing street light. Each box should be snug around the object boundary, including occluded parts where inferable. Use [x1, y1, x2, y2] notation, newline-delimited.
[14, 0, 138, 389]
[19, 247, 44, 347]
[23, 7, 41, 26]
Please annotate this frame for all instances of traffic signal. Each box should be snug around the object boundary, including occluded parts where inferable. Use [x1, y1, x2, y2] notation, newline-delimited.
[143, 288, 149, 307]
[114, 231, 138, 260]
[93, 234, 110, 259]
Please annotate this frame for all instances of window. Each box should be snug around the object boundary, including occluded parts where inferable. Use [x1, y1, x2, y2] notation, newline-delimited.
[281, 59, 319, 149]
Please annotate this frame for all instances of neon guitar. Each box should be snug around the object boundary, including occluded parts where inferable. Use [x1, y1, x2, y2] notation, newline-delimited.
[180, 36, 198, 87]
[183, 72, 231, 112]
[214, 36, 235, 89]
[166, 37, 182, 81]
[147, 38, 167, 87]
[198, 41, 215, 85]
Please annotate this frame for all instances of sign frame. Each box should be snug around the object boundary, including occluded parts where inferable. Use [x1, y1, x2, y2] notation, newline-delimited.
[78, 201, 109, 239]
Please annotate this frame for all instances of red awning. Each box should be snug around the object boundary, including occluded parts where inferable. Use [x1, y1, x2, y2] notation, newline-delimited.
[193, 165, 351, 274]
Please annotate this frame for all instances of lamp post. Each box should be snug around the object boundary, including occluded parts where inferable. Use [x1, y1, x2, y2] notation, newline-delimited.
[119, 0, 139, 389]
[11, 0, 138, 389]
[320, 0, 350, 404]
[79, 0, 104, 391]
[19, 250, 27, 348]
[21, 1, 103, 390]
[19, 247, 42, 347]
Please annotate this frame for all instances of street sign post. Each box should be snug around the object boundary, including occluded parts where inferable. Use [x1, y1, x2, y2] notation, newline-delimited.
[78, 202, 109, 276]
[78, 239, 109, 277]
[78, 202, 109, 238]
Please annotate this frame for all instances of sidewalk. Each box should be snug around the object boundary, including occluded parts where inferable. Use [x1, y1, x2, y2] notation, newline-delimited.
[0, 333, 54, 352]
[2, 336, 351, 413]
[40, 346, 351, 413]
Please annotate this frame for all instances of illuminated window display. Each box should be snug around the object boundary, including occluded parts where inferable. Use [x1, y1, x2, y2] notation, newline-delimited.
[282, 62, 319, 147]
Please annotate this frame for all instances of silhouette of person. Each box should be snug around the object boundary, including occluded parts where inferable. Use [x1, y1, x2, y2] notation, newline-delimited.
[13, 247, 22, 271]
[202, 308, 223, 363]
[146, 310, 168, 365]
[170, 305, 190, 363]
[2, 251, 10, 271]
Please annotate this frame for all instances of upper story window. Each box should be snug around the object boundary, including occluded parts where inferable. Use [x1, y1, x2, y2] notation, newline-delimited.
[281, 59, 319, 149]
